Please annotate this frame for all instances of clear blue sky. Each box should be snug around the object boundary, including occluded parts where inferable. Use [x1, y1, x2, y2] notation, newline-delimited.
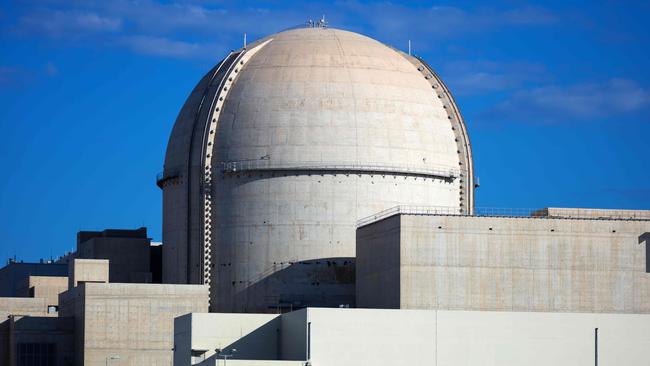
[1, 1, 649, 262]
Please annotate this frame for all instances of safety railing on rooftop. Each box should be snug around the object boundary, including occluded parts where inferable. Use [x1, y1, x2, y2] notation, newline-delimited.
[356, 205, 650, 227]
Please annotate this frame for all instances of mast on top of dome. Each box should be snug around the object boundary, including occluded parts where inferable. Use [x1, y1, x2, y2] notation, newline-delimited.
[306, 15, 327, 28]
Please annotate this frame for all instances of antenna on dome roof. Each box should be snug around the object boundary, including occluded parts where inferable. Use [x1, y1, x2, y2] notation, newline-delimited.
[408, 40, 412, 56]
[243, 33, 247, 49]
[319, 14, 328, 28]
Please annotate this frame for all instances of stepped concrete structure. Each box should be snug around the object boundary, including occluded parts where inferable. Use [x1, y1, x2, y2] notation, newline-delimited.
[16, 276, 67, 312]
[0, 261, 68, 298]
[356, 208, 650, 312]
[159, 27, 474, 312]
[59, 281, 208, 366]
[76, 228, 157, 284]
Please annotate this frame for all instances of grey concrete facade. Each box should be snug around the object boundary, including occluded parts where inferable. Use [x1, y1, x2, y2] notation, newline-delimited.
[67, 259, 108, 289]
[0, 300, 71, 366]
[59, 282, 208, 366]
[16, 276, 68, 310]
[357, 211, 650, 312]
[174, 307, 650, 366]
[76, 228, 155, 283]
[0, 257, 210, 366]
[0, 297, 48, 319]
[0, 262, 68, 297]
[160, 27, 474, 312]
[1, 315, 74, 366]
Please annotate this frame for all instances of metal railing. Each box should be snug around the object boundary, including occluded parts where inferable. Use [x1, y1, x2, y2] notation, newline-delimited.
[356, 205, 650, 227]
[219, 159, 460, 179]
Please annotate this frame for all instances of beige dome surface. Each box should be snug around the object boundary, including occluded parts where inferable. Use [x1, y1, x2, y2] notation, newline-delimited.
[216, 28, 459, 171]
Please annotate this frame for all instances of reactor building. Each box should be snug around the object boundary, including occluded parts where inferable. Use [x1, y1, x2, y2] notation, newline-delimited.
[158, 27, 474, 313]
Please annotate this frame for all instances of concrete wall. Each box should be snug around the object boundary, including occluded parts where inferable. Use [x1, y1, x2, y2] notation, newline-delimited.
[175, 307, 650, 366]
[279, 309, 307, 361]
[0, 297, 47, 319]
[306, 308, 650, 366]
[307, 308, 436, 365]
[356, 215, 401, 309]
[59, 284, 86, 366]
[0, 262, 67, 297]
[77, 228, 152, 283]
[0, 300, 59, 366]
[68, 259, 108, 289]
[16, 276, 68, 308]
[357, 214, 650, 313]
[174, 313, 281, 365]
[434, 310, 647, 366]
[174, 311, 309, 366]
[4, 315, 74, 366]
[61, 283, 208, 366]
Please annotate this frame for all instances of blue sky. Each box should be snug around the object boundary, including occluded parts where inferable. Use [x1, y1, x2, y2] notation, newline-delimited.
[1, 1, 649, 262]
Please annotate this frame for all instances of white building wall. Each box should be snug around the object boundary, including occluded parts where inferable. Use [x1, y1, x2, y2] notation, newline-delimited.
[307, 308, 436, 365]
[435, 310, 649, 366]
[176, 308, 650, 366]
[174, 312, 281, 365]
[308, 308, 650, 366]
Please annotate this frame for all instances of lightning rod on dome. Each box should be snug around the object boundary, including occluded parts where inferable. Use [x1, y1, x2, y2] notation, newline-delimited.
[408, 40, 412, 55]
[244, 33, 247, 49]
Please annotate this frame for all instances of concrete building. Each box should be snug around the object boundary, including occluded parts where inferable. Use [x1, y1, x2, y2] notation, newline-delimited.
[174, 307, 650, 366]
[0, 256, 208, 366]
[17, 276, 68, 313]
[160, 26, 474, 312]
[356, 207, 650, 311]
[0, 261, 68, 297]
[0, 273, 72, 366]
[0, 298, 50, 320]
[0, 275, 68, 320]
[67, 259, 109, 289]
[2, 316, 74, 366]
[59, 281, 208, 366]
[76, 227, 160, 283]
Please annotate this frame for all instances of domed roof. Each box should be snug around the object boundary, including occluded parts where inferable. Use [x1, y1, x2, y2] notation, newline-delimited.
[214, 27, 461, 171]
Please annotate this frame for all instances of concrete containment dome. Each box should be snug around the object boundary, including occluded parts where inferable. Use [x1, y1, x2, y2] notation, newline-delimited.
[158, 27, 474, 312]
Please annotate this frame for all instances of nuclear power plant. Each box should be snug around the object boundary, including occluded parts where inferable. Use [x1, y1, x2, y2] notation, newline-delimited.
[1, 24, 650, 366]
